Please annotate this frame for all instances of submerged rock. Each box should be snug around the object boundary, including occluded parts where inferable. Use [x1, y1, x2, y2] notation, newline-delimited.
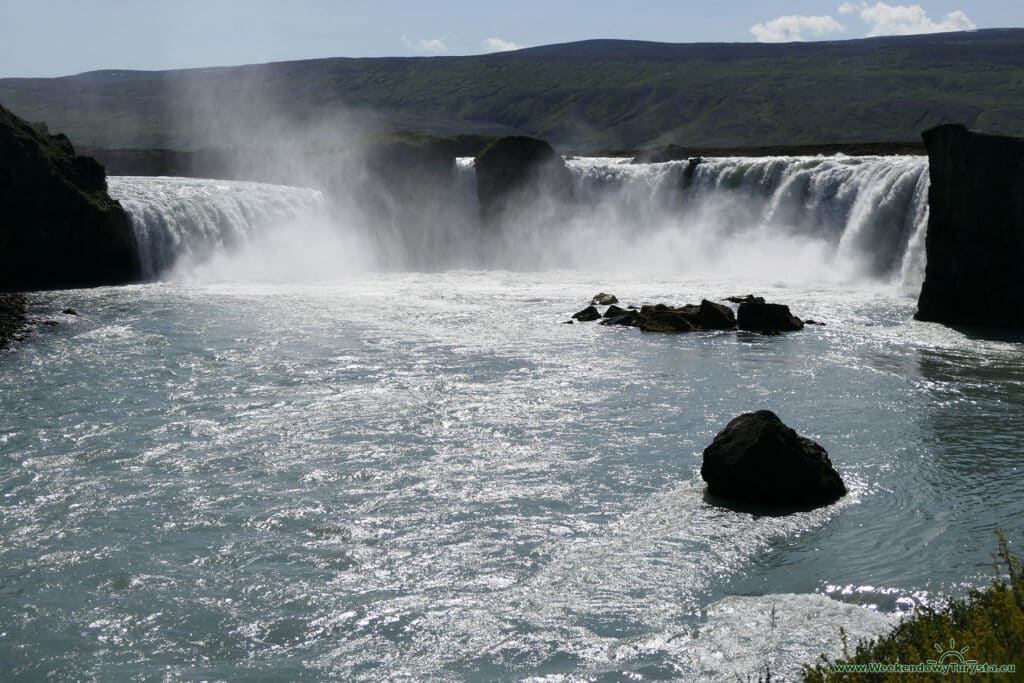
[737, 301, 803, 333]
[0, 104, 140, 290]
[592, 292, 619, 306]
[916, 123, 1024, 330]
[572, 305, 602, 321]
[700, 410, 847, 509]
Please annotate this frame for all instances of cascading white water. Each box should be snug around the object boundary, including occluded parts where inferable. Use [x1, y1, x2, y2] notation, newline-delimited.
[566, 155, 929, 288]
[109, 154, 929, 288]
[109, 176, 333, 280]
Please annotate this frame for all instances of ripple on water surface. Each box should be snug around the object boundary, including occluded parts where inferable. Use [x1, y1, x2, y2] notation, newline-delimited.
[1, 274, 1022, 680]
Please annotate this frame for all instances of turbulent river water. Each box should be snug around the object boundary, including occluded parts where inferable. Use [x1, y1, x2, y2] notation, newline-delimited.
[2, 158, 1022, 681]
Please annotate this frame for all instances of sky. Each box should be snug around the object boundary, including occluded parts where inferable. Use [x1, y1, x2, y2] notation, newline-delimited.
[0, 1, 1019, 77]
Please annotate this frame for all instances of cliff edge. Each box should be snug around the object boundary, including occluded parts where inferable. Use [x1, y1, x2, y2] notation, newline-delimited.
[0, 104, 140, 291]
[916, 124, 1024, 329]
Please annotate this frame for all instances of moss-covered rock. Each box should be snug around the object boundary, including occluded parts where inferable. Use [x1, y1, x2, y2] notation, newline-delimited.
[0, 104, 140, 290]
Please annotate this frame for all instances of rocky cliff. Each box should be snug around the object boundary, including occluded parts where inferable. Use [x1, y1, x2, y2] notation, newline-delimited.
[474, 136, 573, 226]
[0, 104, 140, 291]
[916, 124, 1024, 329]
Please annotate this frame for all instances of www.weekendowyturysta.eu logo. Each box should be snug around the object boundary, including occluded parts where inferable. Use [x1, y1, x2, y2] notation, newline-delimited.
[830, 639, 1017, 676]
[927, 639, 976, 666]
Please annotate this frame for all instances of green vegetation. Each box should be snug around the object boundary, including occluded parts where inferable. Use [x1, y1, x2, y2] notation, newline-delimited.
[805, 531, 1024, 682]
[0, 30, 1022, 151]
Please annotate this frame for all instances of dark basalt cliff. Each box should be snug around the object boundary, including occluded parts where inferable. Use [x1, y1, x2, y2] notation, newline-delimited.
[474, 136, 572, 226]
[916, 124, 1024, 330]
[0, 104, 140, 291]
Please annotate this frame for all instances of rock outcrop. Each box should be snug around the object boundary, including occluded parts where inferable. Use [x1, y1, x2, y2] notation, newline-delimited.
[474, 136, 573, 225]
[572, 305, 602, 321]
[0, 104, 140, 290]
[737, 301, 803, 333]
[916, 124, 1024, 329]
[635, 300, 737, 333]
[701, 410, 847, 509]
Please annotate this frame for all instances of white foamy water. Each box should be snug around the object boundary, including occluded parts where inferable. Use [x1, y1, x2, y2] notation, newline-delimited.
[109, 154, 929, 289]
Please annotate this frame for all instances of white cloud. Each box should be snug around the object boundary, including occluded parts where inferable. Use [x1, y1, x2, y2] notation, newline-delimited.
[750, 15, 845, 42]
[856, 3, 976, 36]
[481, 37, 523, 52]
[838, 3, 856, 14]
[400, 35, 448, 54]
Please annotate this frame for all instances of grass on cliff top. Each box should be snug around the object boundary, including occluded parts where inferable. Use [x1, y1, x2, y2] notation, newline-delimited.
[804, 531, 1024, 682]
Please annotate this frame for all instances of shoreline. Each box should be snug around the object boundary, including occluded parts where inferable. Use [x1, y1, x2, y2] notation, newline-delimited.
[0, 292, 27, 349]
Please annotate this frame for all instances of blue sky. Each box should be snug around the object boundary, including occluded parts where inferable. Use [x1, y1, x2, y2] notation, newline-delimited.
[0, 1, 1019, 77]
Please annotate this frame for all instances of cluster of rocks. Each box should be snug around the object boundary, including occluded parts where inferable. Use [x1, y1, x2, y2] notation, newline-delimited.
[569, 293, 814, 334]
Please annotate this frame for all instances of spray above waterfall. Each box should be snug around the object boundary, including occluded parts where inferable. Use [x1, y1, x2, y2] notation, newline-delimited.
[108, 154, 929, 289]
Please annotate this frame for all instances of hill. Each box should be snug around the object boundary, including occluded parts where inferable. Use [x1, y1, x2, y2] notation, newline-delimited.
[0, 29, 1022, 151]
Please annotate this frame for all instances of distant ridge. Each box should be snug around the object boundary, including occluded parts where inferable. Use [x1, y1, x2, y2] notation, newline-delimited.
[1, 29, 1021, 150]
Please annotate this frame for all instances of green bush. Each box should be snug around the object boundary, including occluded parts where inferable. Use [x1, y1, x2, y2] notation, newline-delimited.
[805, 531, 1024, 682]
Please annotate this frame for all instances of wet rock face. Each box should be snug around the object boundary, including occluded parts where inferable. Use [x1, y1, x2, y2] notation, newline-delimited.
[633, 299, 737, 333]
[0, 104, 141, 290]
[916, 123, 1024, 330]
[701, 410, 847, 510]
[737, 301, 803, 333]
[474, 136, 573, 226]
[572, 305, 602, 321]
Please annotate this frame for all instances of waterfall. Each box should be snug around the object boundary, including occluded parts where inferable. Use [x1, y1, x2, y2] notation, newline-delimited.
[109, 154, 929, 287]
[566, 155, 929, 287]
[110, 176, 331, 280]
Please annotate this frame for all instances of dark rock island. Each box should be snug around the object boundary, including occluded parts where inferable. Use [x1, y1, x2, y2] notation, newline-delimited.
[0, 104, 140, 291]
[701, 410, 847, 510]
[916, 123, 1024, 330]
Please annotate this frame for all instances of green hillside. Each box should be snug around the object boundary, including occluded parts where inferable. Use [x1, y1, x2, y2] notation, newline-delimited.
[1, 29, 1022, 151]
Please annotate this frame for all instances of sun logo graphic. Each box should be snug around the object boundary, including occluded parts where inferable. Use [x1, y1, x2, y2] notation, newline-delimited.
[926, 639, 978, 666]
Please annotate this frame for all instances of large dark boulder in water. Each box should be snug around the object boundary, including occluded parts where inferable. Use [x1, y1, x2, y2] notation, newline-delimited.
[0, 104, 140, 290]
[572, 305, 602, 321]
[474, 136, 572, 225]
[701, 410, 847, 509]
[737, 301, 803, 333]
[915, 124, 1024, 330]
